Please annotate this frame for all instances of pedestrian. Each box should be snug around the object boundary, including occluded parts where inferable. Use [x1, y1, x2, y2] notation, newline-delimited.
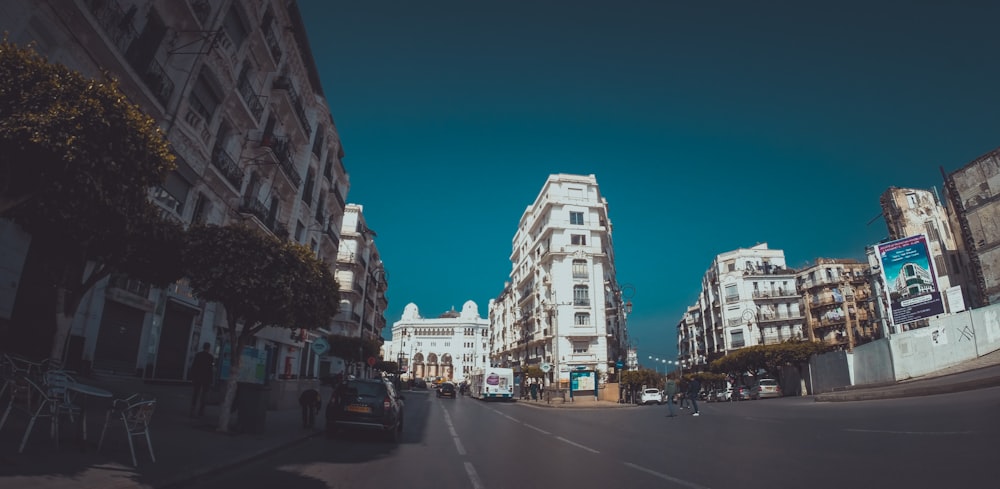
[664, 373, 678, 417]
[688, 376, 701, 416]
[189, 342, 214, 418]
[529, 379, 539, 401]
[299, 388, 322, 428]
[678, 378, 691, 409]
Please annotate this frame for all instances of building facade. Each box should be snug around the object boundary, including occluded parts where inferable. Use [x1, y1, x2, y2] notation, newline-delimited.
[330, 203, 388, 377]
[880, 187, 971, 315]
[489, 174, 630, 388]
[386, 301, 490, 383]
[796, 258, 878, 350]
[0, 0, 351, 382]
[679, 243, 806, 370]
[942, 148, 1000, 307]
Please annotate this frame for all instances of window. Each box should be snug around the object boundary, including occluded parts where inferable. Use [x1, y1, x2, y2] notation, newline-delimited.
[223, 3, 248, 48]
[571, 234, 586, 245]
[731, 330, 745, 348]
[725, 284, 739, 302]
[573, 285, 590, 306]
[575, 313, 590, 325]
[190, 192, 209, 224]
[570, 211, 584, 225]
[572, 259, 588, 278]
[573, 342, 589, 354]
[189, 69, 221, 122]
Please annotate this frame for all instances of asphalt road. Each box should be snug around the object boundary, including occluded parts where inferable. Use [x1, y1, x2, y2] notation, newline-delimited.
[184, 386, 1000, 489]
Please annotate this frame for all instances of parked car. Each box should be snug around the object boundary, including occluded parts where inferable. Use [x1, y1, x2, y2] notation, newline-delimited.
[714, 388, 732, 402]
[437, 381, 457, 398]
[326, 378, 405, 442]
[751, 378, 782, 399]
[737, 386, 752, 401]
[640, 388, 663, 405]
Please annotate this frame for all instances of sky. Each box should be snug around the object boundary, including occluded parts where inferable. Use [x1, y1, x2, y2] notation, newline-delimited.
[296, 1, 1000, 363]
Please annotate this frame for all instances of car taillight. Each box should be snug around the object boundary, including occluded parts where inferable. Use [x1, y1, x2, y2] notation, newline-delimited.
[776, 386, 781, 392]
[383, 397, 391, 409]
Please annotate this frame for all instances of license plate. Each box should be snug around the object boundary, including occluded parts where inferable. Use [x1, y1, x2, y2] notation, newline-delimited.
[346, 405, 371, 413]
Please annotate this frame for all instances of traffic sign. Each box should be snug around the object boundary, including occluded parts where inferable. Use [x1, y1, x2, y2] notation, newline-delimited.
[540, 362, 552, 373]
[615, 361, 624, 369]
[367, 356, 377, 367]
[311, 337, 329, 356]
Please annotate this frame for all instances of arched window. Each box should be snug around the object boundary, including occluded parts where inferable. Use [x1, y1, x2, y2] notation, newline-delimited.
[572, 259, 588, 278]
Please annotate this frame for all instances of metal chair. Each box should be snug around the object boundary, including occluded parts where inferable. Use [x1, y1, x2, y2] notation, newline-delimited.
[0, 373, 81, 452]
[98, 397, 156, 466]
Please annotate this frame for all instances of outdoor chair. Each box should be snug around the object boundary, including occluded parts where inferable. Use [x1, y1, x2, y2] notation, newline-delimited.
[0, 373, 81, 452]
[98, 396, 156, 466]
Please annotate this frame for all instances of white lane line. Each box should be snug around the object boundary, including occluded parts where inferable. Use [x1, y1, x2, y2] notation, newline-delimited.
[624, 462, 711, 489]
[464, 462, 485, 489]
[845, 428, 974, 435]
[523, 423, 551, 435]
[555, 436, 599, 454]
[453, 436, 467, 455]
[503, 414, 518, 422]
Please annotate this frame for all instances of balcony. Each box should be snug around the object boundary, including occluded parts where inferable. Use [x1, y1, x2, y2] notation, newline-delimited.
[323, 226, 340, 249]
[210, 146, 244, 189]
[758, 312, 805, 324]
[237, 197, 268, 223]
[85, 0, 138, 55]
[236, 74, 264, 122]
[752, 289, 797, 300]
[336, 251, 354, 263]
[271, 76, 312, 139]
[259, 136, 302, 188]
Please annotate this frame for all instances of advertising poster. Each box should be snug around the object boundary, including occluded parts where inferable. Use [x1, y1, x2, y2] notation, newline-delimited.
[876, 234, 944, 326]
[219, 344, 267, 384]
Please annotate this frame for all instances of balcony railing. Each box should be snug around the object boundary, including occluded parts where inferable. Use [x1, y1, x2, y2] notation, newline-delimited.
[237, 74, 264, 121]
[263, 25, 282, 64]
[336, 251, 354, 263]
[237, 197, 268, 222]
[324, 227, 340, 248]
[108, 273, 150, 298]
[85, 0, 138, 55]
[137, 58, 174, 107]
[272, 76, 311, 138]
[211, 146, 244, 188]
[260, 136, 302, 187]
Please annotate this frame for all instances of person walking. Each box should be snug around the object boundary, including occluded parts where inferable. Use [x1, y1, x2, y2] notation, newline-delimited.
[664, 374, 679, 417]
[189, 342, 215, 418]
[299, 388, 322, 428]
[678, 378, 691, 410]
[688, 376, 702, 416]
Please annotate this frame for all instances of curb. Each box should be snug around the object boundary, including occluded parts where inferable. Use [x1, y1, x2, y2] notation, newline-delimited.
[814, 376, 1000, 402]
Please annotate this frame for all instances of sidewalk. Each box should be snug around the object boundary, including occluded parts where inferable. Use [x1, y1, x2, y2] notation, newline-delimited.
[814, 348, 1000, 402]
[0, 374, 326, 489]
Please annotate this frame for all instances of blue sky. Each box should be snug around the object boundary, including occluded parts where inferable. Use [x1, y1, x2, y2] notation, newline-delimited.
[297, 1, 1000, 363]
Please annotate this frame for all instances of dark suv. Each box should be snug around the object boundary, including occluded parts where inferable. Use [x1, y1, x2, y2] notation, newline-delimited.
[326, 378, 405, 442]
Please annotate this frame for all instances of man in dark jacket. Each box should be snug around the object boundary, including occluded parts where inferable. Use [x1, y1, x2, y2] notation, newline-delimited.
[299, 388, 322, 428]
[189, 342, 214, 418]
[688, 377, 702, 416]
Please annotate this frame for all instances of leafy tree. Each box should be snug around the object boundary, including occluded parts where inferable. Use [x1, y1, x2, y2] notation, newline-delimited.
[0, 39, 182, 361]
[521, 365, 545, 380]
[183, 224, 340, 432]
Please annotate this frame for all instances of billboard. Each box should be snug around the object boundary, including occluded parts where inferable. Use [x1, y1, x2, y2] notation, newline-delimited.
[876, 234, 945, 326]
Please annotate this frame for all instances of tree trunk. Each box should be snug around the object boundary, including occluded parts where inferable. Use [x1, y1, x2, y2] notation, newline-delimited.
[216, 324, 244, 433]
[49, 286, 82, 364]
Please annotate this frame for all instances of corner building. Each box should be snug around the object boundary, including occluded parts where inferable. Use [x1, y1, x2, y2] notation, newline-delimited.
[490, 174, 630, 389]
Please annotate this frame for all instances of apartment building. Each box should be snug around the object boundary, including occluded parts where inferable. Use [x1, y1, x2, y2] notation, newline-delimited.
[330, 204, 388, 376]
[796, 258, 878, 350]
[880, 187, 971, 314]
[489, 174, 630, 388]
[942, 148, 1000, 307]
[0, 0, 350, 381]
[680, 243, 806, 369]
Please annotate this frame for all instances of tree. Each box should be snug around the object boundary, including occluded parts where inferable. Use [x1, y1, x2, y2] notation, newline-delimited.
[183, 224, 340, 432]
[0, 39, 182, 361]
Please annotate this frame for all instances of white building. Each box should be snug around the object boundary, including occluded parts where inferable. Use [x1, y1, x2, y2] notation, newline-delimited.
[490, 174, 630, 388]
[0, 0, 351, 382]
[387, 301, 489, 383]
[330, 204, 388, 378]
[679, 243, 806, 369]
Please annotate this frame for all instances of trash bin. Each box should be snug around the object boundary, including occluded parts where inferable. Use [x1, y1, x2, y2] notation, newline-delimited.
[236, 382, 270, 434]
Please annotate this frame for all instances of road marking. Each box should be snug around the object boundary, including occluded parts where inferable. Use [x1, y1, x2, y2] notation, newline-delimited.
[845, 428, 974, 435]
[555, 436, 599, 454]
[523, 423, 551, 435]
[453, 436, 467, 455]
[624, 462, 711, 489]
[464, 462, 485, 489]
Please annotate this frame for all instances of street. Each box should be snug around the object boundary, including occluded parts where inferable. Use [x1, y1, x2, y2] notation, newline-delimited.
[181, 386, 1000, 489]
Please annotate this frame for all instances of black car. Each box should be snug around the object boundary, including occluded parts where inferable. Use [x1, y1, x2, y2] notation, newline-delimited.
[326, 378, 405, 442]
[436, 382, 457, 398]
